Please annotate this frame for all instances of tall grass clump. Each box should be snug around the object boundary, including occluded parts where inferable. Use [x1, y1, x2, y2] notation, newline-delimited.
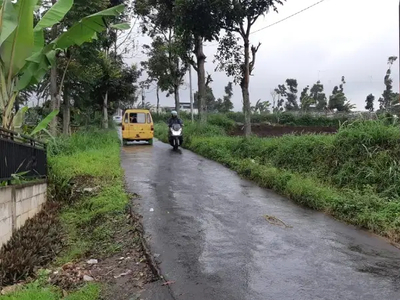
[326, 120, 400, 197]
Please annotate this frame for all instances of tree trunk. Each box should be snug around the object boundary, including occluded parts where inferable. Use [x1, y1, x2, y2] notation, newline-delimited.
[242, 40, 252, 136]
[174, 85, 180, 112]
[195, 36, 206, 123]
[189, 65, 194, 122]
[49, 53, 58, 133]
[156, 84, 160, 115]
[102, 91, 109, 129]
[49, 0, 58, 136]
[62, 87, 70, 135]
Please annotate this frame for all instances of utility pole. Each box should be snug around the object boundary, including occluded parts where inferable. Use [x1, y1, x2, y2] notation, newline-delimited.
[189, 65, 194, 122]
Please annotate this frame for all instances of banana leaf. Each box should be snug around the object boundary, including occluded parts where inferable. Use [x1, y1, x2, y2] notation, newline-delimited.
[0, 0, 37, 81]
[30, 109, 59, 136]
[54, 4, 125, 49]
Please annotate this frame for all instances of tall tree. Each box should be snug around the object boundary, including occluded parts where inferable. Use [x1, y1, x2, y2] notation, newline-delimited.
[142, 35, 187, 111]
[284, 78, 299, 111]
[136, 0, 187, 111]
[42, 0, 131, 132]
[309, 81, 326, 111]
[215, 82, 234, 113]
[273, 84, 286, 112]
[194, 86, 215, 111]
[270, 90, 278, 111]
[328, 76, 347, 112]
[380, 56, 398, 111]
[174, 0, 225, 123]
[49, 0, 59, 135]
[215, 0, 285, 136]
[299, 85, 315, 112]
[365, 93, 375, 112]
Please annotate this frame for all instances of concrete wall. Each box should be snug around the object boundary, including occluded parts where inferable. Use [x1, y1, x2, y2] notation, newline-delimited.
[0, 181, 47, 247]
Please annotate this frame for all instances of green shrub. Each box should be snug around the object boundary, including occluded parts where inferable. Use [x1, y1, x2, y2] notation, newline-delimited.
[0, 202, 63, 287]
[207, 114, 236, 131]
[223, 112, 348, 127]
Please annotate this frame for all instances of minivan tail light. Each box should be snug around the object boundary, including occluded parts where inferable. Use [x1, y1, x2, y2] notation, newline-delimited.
[122, 125, 125, 130]
[151, 125, 154, 131]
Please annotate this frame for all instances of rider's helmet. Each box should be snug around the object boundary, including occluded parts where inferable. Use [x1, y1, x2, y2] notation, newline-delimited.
[171, 110, 178, 117]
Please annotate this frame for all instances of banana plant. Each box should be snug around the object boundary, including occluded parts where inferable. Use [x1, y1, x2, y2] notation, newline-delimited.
[0, 0, 129, 129]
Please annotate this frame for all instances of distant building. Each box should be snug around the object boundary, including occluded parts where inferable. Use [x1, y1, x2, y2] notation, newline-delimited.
[179, 102, 198, 114]
[162, 102, 198, 114]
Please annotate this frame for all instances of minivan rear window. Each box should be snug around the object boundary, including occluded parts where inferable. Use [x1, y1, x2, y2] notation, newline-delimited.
[127, 113, 146, 124]
[147, 113, 152, 123]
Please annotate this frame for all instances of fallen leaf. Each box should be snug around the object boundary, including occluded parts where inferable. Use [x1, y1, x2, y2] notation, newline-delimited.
[162, 280, 176, 286]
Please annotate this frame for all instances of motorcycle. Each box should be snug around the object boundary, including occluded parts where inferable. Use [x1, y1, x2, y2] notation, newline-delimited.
[169, 123, 183, 150]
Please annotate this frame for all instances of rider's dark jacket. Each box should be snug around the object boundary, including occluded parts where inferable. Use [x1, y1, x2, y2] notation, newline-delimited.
[168, 116, 183, 127]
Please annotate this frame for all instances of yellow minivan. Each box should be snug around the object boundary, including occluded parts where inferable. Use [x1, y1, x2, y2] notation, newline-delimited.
[122, 109, 154, 145]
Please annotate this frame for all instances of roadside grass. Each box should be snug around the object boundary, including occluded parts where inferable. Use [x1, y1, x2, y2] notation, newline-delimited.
[47, 129, 129, 263]
[0, 283, 100, 300]
[2, 129, 129, 299]
[155, 120, 400, 242]
[1, 271, 100, 300]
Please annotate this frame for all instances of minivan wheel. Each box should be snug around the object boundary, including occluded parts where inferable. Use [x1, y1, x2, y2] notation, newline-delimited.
[148, 138, 153, 145]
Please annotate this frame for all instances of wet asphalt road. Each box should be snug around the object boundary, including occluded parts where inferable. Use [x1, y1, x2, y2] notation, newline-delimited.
[121, 140, 400, 300]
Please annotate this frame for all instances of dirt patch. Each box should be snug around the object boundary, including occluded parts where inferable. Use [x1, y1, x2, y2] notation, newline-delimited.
[47, 201, 157, 299]
[98, 203, 158, 300]
[230, 123, 337, 137]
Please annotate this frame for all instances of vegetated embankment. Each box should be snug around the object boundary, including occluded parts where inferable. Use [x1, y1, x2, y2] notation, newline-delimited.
[229, 123, 337, 137]
[1, 129, 154, 299]
[155, 119, 400, 243]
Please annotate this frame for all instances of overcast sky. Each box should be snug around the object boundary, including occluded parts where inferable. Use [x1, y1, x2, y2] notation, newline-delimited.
[128, 0, 400, 111]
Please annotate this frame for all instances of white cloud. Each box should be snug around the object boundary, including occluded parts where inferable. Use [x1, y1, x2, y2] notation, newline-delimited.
[128, 0, 400, 111]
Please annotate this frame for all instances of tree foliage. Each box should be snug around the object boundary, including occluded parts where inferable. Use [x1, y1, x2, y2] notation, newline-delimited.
[215, 82, 234, 113]
[215, 0, 285, 136]
[194, 86, 215, 111]
[251, 99, 270, 114]
[310, 81, 326, 111]
[284, 78, 298, 111]
[379, 56, 398, 112]
[365, 93, 375, 112]
[0, 0, 128, 130]
[328, 76, 354, 112]
[136, 0, 188, 111]
[141, 34, 187, 107]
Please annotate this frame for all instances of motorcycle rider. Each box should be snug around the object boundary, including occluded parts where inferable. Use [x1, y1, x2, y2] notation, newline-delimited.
[167, 110, 183, 145]
[167, 110, 183, 127]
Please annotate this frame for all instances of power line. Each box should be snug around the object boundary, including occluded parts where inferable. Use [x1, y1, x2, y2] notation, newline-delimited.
[205, 0, 327, 47]
[251, 0, 327, 35]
